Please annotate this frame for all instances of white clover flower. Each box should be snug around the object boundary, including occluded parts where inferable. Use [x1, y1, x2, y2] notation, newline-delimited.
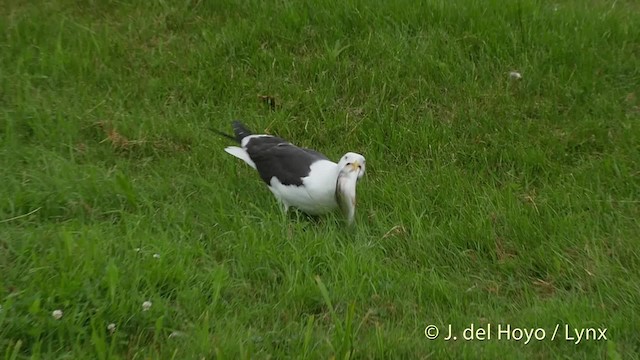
[152, 253, 160, 259]
[509, 71, 522, 80]
[142, 301, 152, 311]
[107, 323, 116, 334]
[52, 309, 63, 320]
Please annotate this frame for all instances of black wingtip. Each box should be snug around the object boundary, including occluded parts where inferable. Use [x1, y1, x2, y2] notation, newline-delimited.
[232, 120, 253, 142]
[209, 121, 254, 144]
[211, 128, 237, 142]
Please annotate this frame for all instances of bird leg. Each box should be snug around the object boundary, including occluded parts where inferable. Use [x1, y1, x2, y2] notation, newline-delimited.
[278, 201, 290, 222]
[279, 201, 289, 214]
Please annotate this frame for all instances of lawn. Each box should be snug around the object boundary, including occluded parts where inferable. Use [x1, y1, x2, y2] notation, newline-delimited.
[1, 0, 639, 358]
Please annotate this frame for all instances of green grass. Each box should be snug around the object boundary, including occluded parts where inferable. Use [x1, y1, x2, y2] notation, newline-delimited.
[1, 0, 639, 358]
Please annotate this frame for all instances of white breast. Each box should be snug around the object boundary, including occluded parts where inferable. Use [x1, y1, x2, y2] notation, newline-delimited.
[267, 160, 340, 215]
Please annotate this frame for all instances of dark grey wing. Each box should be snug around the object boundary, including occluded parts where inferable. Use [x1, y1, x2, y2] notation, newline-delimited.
[300, 147, 330, 161]
[245, 136, 330, 186]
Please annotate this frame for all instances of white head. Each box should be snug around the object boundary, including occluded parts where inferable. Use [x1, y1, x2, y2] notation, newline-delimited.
[335, 152, 366, 225]
[336, 152, 366, 180]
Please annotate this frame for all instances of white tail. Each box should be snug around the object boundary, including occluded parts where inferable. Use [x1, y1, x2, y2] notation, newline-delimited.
[224, 146, 257, 169]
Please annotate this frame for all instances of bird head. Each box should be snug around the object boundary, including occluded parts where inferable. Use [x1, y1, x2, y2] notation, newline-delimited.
[337, 152, 366, 180]
[335, 152, 366, 225]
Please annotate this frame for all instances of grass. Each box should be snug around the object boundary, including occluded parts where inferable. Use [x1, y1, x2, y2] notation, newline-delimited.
[1, 0, 639, 358]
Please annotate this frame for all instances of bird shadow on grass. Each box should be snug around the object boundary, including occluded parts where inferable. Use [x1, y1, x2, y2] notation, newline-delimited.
[286, 209, 355, 233]
[289, 210, 322, 223]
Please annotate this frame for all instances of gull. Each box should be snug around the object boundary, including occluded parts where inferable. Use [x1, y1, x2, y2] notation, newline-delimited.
[216, 121, 366, 225]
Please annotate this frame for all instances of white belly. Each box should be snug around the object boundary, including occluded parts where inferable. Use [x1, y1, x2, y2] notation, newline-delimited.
[267, 160, 339, 215]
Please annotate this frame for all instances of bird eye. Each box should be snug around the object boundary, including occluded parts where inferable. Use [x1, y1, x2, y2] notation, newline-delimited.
[346, 162, 352, 166]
